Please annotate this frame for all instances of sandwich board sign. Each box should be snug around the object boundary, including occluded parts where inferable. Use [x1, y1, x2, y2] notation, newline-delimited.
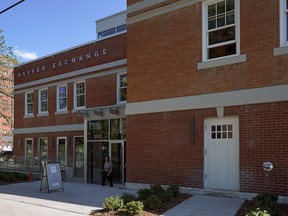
[40, 162, 64, 193]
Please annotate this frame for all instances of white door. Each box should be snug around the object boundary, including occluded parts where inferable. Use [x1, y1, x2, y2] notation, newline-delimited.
[204, 118, 239, 190]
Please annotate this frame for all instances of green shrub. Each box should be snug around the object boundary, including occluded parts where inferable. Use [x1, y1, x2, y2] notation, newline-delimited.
[103, 196, 124, 211]
[121, 193, 136, 205]
[167, 185, 180, 197]
[0, 172, 5, 180]
[4, 172, 17, 182]
[146, 194, 162, 210]
[246, 208, 271, 216]
[253, 193, 279, 216]
[150, 184, 165, 196]
[126, 201, 144, 215]
[137, 188, 152, 200]
[161, 189, 173, 202]
[18, 173, 28, 181]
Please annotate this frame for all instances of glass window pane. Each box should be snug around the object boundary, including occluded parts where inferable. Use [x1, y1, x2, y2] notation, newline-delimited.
[217, 1, 225, 14]
[222, 125, 227, 131]
[75, 137, 84, 178]
[121, 118, 126, 139]
[209, 17, 216, 30]
[41, 101, 48, 112]
[228, 124, 233, 131]
[217, 132, 221, 139]
[59, 98, 67, 109]
[226, 12, 235, 25]
[217, 125, 221, 131]
[209, 26, 235, 45]
[58, 139, 66, 166]
[116, 24, 127, 32]
[228, 132, 233, 138]
[120, 88, 127, 102]
[211, 133, 216, 139]
[226, 0, 235, 12]
[286, 14, 288, 41]
[217, 14, 225, 27]
[211, 125, 216, 131]
[88, 120, 109, 140]
[222, 132, 227, 139]
[208, 4, 216, 17]
[28, 104, 33, 113]
[120, 74, 127, 88]
[110, 119, 120, 140]
[77, 95, 85, 107]
[208, 43, 236, 59]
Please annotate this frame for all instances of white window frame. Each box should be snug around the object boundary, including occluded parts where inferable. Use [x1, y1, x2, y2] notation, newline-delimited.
[74, 81, 86, 110]
[38, 89, 48, 114]
[57, 84, 67, 112]
[57, 137, 67, 166]
[202, 0, 240, 61]
[117, 72, 127, 104]
[25, 91, 34, 116]
[280, 0, 288, 47]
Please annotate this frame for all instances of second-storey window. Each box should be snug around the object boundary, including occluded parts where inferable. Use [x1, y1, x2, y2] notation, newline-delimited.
[203, 0, 239, 60]
[57, 85, 67, 111]
[74, 81, 85, 109]
[25, 92, 34, 115]
[39, 89, 48, 113]
[118, 72, 127, 103]
[281, 0, 288, 46]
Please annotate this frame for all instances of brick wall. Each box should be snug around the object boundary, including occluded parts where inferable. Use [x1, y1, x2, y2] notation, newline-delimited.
[126, 101, 288, 195]
[127, 0, 288, 103]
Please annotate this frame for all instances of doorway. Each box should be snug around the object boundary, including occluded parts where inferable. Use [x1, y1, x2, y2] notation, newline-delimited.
[87, 141, 125, 184]
[204, 118, 239, 190]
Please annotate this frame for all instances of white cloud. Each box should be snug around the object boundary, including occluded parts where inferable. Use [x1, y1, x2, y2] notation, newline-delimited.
[14, 49, 38, 61]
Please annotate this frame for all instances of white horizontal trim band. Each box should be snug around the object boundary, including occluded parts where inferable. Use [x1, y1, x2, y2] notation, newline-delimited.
[127, 0, 202, 25]
[14, 60, 127, 94]
[127, 0, 166, 14]
[125, 84, 288, 115]
[14, 124, 84, 135]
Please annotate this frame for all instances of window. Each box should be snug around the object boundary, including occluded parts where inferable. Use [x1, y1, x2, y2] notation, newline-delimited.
[118, 72, 127, 103]
[25, 138, 33, 167]
[98, 24, 127, 39]
[39, 89, 48, 113]
[203, 0, 239, 60]
[25, 92, 34, 115]
[57, 85, 67, 111]
[57, 137, 67, 166]
[280, 0, 288, 46]
[74, 81, 85, 109]
[2, 122, 7, 126]
[39, 137, 48, 167]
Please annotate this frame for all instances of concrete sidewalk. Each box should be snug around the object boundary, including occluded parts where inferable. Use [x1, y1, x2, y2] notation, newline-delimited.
[0, 181, 244, 216]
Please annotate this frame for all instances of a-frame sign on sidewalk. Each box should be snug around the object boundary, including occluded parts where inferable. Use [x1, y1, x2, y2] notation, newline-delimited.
[40, 162, 64, 193]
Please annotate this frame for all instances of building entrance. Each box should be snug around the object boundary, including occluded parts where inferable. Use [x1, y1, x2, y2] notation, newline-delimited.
[87, 141, 125, 184]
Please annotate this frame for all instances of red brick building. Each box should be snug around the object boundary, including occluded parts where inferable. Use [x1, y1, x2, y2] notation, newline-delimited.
[13, 11, 127, 183]
[13, 0, 288, 198]
[125, 0, 288, 196]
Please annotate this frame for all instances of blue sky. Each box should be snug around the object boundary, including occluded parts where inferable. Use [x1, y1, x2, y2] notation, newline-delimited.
[0, 0, 126, 62]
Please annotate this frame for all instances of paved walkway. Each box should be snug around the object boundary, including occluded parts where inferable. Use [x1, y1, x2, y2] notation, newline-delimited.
[0, 181, 244, 216]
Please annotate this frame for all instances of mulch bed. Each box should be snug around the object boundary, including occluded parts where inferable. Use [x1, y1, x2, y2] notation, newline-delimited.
[91, 193, 192, 216]
[235, 200, 288, 216]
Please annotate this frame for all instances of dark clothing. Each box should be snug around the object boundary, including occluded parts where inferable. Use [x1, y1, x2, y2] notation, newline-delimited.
[102, 171, 113, 187]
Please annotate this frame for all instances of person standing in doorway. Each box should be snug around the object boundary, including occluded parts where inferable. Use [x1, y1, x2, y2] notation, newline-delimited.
[102, 156, 113, 187]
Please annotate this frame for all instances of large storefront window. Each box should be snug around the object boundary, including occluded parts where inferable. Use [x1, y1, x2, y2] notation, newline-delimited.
[88, 118, 126, 140]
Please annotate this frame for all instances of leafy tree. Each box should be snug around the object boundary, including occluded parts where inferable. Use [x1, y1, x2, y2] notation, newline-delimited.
[0, 29, 17, 131]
